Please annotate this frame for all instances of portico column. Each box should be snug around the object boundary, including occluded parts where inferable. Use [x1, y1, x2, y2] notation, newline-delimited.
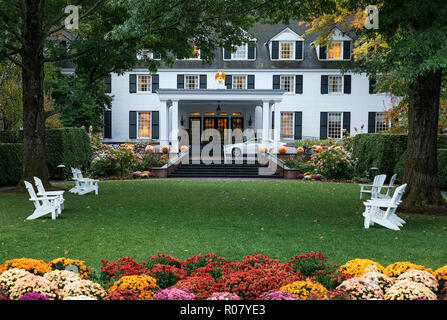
[262, 100, 270, 142]
[274, 104, 281, 142]
[170, 100, 179, 152]
[159, 100, 169, 147]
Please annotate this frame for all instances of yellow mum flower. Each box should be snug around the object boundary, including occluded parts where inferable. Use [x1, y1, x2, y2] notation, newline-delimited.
[280, 279, 327, 300]
[384, 262, 434, 278]
[108, 275, 158, 300]
[1, 258, 50, 276]
[338, 259, 384, 278]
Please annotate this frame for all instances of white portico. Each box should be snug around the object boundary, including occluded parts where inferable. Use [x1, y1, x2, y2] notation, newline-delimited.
[156, 88, 285, 152]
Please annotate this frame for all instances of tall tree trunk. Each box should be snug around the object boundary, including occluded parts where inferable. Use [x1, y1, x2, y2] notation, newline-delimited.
[15, 0, 50, 191]
[402, 69, 445, 207]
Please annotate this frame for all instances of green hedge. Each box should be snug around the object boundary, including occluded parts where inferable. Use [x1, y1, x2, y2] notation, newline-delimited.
[0, 128, 92, 186]
[0, 143, 23, 187]
[394, 149, 447, 188]
[351, 133, 408, 178]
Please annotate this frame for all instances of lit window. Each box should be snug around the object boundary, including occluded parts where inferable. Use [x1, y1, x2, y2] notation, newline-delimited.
[280, 113, 294, 140]
[232, 75, 247, 89]
[280, 42, 294, 59]
[138, 75, 151, 92]
[328, 112, 342, 139]
[328, 75, 342, 93]
[375, 112, 389, 133]
[190, 112, 201, 116]
[327, 42, 342, 60]
[205, 112, 215, 116]
[280, 75, 294, 92]
[138, 112, 151, 138]
[232, 112, 242, 116]
[218, 112, 228, 116]
[185, 75, 199, 89]
[231, 45, 247, 60]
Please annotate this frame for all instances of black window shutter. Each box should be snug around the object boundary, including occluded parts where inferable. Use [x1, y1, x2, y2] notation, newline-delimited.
[247, 75, 255, 89]
[105, 74, 112, 94]
[223, 48, 231, 60]
[295, 41, 303, 60]
[369, 77, 377, 94]
[225, 75, 232, 89]
[248, 44, 256, 60]
[344, 75, 351, 94]
[177, 74, 184, 89]
[343, 41, 351, 60]
[273, 75, 280, 90]
[129, 111, 137, 139]
[294, 112, 303, 140]
[152, 111, 159, 139]
[295, 75, 303, 94]
[129, 74, 137, 93]
[271, 111, 274, 129]
[320, 112, 328, 139]
[368, 112, 376, 133]
[151, 74, 159, 93]
[271, 41, 279, 60]
[104, 110, 112, 139]
[319, 46, 327, 60]
[321, 75, 328, 94]
[343, 112, 351, 134]
[200, 75, 207, 89]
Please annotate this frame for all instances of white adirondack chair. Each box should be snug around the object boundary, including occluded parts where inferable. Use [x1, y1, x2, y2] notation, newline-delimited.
[377, 173, 398, 199]
[362, 184, 407, 231]
[69, 168, 98, 195]
[359, 174, 387, 199]
[24, 181, 61, 220]
[34, 176, 65, 211]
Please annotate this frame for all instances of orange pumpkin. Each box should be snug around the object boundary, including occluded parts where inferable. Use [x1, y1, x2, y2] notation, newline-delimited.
[180, 146, 189, 153]
[258, 146, 268, 153]
[315, 146, 323, 153]
[296, 147, 304, 153]
[145, 145, 154, 152]
[278, 146, 287, 154]
[161, 145, 170, 154]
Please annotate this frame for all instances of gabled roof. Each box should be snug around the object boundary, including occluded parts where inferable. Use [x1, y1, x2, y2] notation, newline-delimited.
[267, 27, 304, 44]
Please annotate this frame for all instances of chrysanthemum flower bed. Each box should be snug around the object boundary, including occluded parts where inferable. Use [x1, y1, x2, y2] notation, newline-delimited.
[0, 254, 446, 300]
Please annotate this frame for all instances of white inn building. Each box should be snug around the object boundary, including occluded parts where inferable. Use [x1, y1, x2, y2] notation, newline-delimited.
[93, 23, 393, 151]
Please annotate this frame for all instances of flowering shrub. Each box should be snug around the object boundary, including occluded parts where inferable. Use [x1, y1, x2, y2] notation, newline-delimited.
[150, 264, 187, 289]
[308, 289, 352, 300]
[217, 267, 303, 300]
[257, 290, 298, 300]
[207, 292, 242, 300]
[297, 174, 304, 180]
[100, 256, 149, 286]
[336, 277, 384, 300]
[61, 279, 107, 300]
[0, 290, 9, 300]
[108, 275, 157, 300]
[384, 262, 432, 278]
[238, 254, 281, 271]
[310, 145, 353, 179]
[280, 279, 328, 300]
[396, 269, 439, 292]
[17, 292, 50, 300]
[153, 288, 196, 300]
[435, 265, 447, 287]
[43, 270, 80, 290]
[310, 269, 353, 290]
[104, 289, 142, 300]
[384, 279, 438, 300]
[48, 257, 90, 279]
[184, 254, 230, 276]
[146, 254, 184, 269]
[173, 274, 218, 300]
[90, 146, 144, 178]
[9, 274, 58, 300]
[1, 258, 50, 276]
[286, 252, 333, 277]
[337, 259, 385, 277]
[362, 271, 395, 293]
[0, 268, 33, 293]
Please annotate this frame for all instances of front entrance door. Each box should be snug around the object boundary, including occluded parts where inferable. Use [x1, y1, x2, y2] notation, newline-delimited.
[189, 117, 201, 145]
[203, 117, 229, 143]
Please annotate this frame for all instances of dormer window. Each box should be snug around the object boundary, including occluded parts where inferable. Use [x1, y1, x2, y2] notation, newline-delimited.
[136, 49, 161, 60]
[269, 28, 304, 61]
[327, 41, 342, 59]
[223, 43, 256, 60]
[232, 45, 247, 59]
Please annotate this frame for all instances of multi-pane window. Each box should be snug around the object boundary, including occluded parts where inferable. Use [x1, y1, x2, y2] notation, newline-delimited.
[328, 75, 342, 93]
[375, 112, 389, 133]
[137, 75, 151, 92]
[185, 75, 199, 89]
[327, 42, 342, 59]
[280, 113, 294, 140]
[328, 112, 342, 139]
[138, 112, 151, 139]
[231, 45, 247, 60]
[232, 75, 247, 89]
[280, 42, 294, 59]
[280, 75, 295, 92]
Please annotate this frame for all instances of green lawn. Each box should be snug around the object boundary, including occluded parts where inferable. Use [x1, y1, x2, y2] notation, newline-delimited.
[0, 179, 446, 271]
